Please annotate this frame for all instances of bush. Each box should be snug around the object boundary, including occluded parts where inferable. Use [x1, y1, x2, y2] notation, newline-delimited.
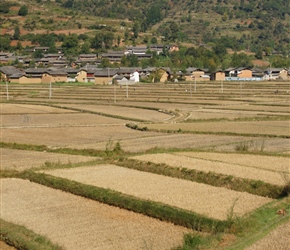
[18, 5, 28, 16]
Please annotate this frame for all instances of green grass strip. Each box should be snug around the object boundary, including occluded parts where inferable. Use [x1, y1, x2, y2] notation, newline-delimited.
[0, 219, 63, 250]
[17, 171, 230, 233]
[114, 159, 287, 199]
[225, 201, 290, 249]
[0, 141, 108, 157]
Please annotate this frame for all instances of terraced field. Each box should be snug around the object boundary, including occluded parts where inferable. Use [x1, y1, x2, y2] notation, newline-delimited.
[1, 81, 289, 249]
[1, 178, 190, 250]
[130, 153, 289, 186]
[40, 164, 272, 221]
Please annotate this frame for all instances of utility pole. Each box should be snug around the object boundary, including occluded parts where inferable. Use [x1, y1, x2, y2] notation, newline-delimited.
[6, 80, 9, 100]
[114, 84, 116, 103]
[49, 81, 52, 99]
[126, 83, 128, 98]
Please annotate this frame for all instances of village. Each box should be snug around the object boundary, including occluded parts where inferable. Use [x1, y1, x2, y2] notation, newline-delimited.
[1, 44, 290, 85]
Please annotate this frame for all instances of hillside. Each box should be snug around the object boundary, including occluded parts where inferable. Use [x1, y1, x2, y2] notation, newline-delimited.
[1, 0, 290, 50]
[0, 0, 290, 70]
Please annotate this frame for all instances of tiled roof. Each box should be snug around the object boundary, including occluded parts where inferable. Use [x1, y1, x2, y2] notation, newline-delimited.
[0, 66, 23, 75]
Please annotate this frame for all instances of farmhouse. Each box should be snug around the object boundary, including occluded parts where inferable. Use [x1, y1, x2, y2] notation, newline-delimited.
[264, 68, 288, 80]
[76, 54, 98, 65]
[126, 45, 147, 55]
[101, 51, 125, 63]
[148, 44, 170, 55]
[185, 67, 210, 81]
[0, 66, 24, 81]
[94, 68, 117, 85]
[159, 67, 172, 83]
[235, 67, 252, 78]
[211, 70, 226, 81]
[42, 70, 68, 83]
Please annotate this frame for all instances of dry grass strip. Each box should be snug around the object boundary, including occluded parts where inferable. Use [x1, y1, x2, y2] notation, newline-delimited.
[130, 153, 288, 186]
[0, 148, 98, 171]
[40, 165, 273, 221]
[1, 178, 190, 250]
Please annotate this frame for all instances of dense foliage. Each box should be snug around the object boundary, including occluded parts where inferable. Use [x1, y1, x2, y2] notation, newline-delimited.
[1, 0, 290, 69]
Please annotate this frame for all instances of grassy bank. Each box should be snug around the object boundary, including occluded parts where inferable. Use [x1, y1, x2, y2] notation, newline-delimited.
[0, 219, 63, 250]
[114, 158, 288, 199]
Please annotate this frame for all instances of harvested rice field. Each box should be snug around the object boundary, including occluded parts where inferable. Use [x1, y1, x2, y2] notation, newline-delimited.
[1, 178, 191, 250]
[1, 113, 129, 128]
[130, 153, 289, 186]
[175, 152, 290, 173]
[1, 126, 158, 148]
[72, 133, 255, 152]
[0, 148, 99, 171]
[1, 103, 77, 114]
[186, 108, 290, 120]
[40, 165, 273, 221]
[145, 120, 290, 137]
[1, 82, 290, 249]
[61, 104, 172, 122]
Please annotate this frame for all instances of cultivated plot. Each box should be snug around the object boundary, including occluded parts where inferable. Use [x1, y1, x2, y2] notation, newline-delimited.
[175, 152, 290, 173]
[40, 165, 273, 220]
[1, 178, 190, 250]
[0, 148, 98, 171]
[1, 126, 158, 148]
[61, 104, 172, 122]
[1, 112, 129, 128]
[1, 103, 76, 114]
[145, 120, 290, 137]
[130, 153, 288, 186]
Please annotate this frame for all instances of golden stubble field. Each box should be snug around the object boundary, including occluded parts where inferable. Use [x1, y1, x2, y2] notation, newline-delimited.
[130, 152, 290, 186]
[39, 164, 273, 221]
[1, 81, 290, 249]
[1, 178, 190, 250]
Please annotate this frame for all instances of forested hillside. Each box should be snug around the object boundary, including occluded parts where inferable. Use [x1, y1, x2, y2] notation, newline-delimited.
[1, 0, 290, 69]
[61, 0, 290, 54]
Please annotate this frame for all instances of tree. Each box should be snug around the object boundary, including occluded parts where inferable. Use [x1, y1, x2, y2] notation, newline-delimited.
[103, 32, 114, 49]
[169, 22, 179, 41]
[146, 6, 162, 25]
[0, 36, 10, 51]
[117, 35, 121, 47]
[151, 37, 157, 44]
[92, 33, 104, 50]
[132, 22, 140, 39]
[99, 58, 111, 68]
[80, 42, 91, 54]
[33, 50, 43, 59]
[61, 34, 79, 56]
[18, 5, 28, 16]
[91, 32, 114, 50]
[13, 26, 20, 40]
[0, 2, 10, 13]
[124, 30, 129, 42]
